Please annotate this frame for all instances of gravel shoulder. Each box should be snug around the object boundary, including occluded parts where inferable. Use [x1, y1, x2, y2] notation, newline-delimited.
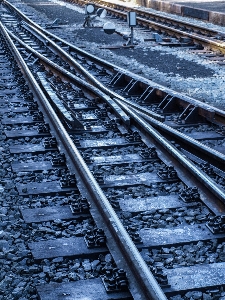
[13, 0, 225, 108]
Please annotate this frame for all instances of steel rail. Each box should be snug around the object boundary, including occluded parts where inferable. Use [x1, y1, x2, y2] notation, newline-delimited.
[98, 5, 225, 53]
[82, 0, 225, 38]
[6, 22, 225, 212]
[61, 0, 225, 53]
[5, 0, 225, 197]
[3, 4, 225, 292]
[6, 28, 131, 126]
[3, 1, 225, 296]
[4, 4, 225, 170]
[0, 20, 168, 300]
[7, 26, 225, 172]
[114, 98, 225, 212]
[4, 0, 225, 124]
[5, 13, 225, 169]
[116, 97, 225, 166]
[20, 22, 134, 101]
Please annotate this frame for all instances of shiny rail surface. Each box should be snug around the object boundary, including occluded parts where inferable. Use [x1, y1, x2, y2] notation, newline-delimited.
[3, 0, 225, 169]
[0, 16, 168, 300]
[4, 1, 225, 212]
[4, 0, 225, 216]
[2, 1, 225, 300]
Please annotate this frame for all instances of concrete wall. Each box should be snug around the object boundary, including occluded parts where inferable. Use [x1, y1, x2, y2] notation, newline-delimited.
[130, 0, 225, 26]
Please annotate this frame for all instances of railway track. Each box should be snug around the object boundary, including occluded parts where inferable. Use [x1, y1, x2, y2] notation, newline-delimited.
[3, 1, 225, 167]
[62, 0, 225, 62]
[1, 1, 225, 300]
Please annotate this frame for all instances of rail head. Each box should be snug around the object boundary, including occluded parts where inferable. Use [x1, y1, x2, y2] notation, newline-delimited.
[4, 0, 225, 121]
[0, 19, 168, 300]
[115, 98, 225, 213]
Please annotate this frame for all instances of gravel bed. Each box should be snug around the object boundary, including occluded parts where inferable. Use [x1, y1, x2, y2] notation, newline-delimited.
[2, 1, 225, 298]
[76, 131, 123, 140]
[91, 161, 165, 175]
[6, 137, 48, 144]
[0, 42, 112, 300]
[169, 288, 225, 300]
[0, 135, 113, 299]
[3, 124, 40, 131]
[142, 239, 225, 268]
[177, 124, 217, 133]
[204, 138, 225, 147]
[18, 193, 85, 209]
[12, 169, 69, 183]
[28, 218, 95, 241]
[105, 182, 184, 198]
[85, 144, 148, 156]
[12, 0, 225, 109]
[119, 203, 212, 229]
[11, 152, 55, 162]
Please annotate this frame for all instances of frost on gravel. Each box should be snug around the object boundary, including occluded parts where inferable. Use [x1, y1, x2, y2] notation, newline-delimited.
[47, 0, 225, 108]
[12, 0, 225, 108]
[49, 0, 85, 14]
[83, 39, 225, 107]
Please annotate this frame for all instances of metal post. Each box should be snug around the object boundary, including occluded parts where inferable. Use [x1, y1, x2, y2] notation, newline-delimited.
[130, 26, 134, 46]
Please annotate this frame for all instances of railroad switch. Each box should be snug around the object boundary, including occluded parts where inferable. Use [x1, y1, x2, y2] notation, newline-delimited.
[179, 186, 200, 202]
[84, 228, 106, 248]
[206, 215, 225, 234]
[101, 268, 129, 292]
